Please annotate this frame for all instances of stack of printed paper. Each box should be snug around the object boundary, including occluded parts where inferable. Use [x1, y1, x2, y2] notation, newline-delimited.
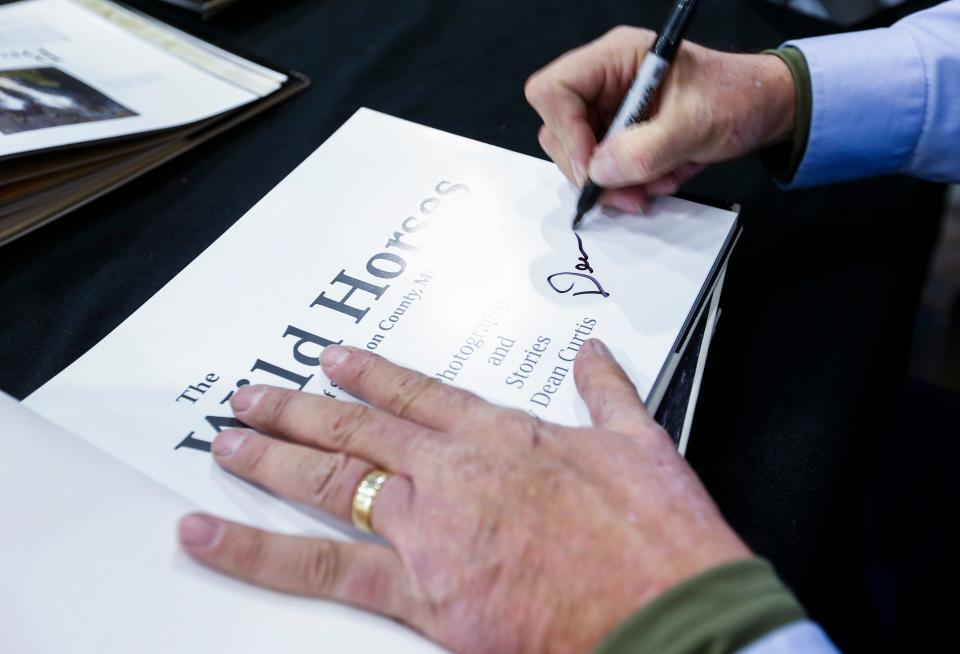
[0, 0, 306, 245]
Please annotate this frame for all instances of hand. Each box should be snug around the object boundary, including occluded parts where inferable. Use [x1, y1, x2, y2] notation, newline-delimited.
[178, 340, 751, 653]
[526, 27, 796, 213]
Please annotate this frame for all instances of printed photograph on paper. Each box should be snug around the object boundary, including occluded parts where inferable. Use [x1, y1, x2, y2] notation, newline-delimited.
[0, 66, 136, 135]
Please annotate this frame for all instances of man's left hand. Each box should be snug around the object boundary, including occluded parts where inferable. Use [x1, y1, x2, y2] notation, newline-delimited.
[178, 340, 750, 653]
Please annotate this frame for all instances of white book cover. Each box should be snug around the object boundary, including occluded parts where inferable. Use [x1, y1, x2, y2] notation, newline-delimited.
[7, 109, 738, 652]
[22, 108, 738, 541]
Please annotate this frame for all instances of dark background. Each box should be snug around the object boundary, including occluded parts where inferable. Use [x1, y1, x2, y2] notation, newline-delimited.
[0, 0, 952, 651]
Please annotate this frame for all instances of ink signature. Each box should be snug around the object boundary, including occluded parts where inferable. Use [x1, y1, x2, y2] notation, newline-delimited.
[574, 233, 594, 273]
[547, 233, 610, 298]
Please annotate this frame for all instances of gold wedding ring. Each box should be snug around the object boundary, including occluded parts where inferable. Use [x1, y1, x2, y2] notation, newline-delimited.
[351, 470, 391, 534]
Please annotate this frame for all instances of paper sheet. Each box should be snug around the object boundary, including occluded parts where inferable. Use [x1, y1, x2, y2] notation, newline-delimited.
[0, 393, 440, 653]
[24, 109, 738, 539]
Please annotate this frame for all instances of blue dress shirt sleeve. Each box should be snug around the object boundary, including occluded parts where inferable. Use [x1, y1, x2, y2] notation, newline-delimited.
[736, 620, 841, 654]
[783, 1, 960, 188]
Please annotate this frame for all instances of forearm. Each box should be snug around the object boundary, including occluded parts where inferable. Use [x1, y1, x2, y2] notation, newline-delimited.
[769, 0, 960, 188]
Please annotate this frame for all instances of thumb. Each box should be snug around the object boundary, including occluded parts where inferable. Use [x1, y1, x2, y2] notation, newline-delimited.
[588, 117, 696, 188]
[573, 339, 657, 435]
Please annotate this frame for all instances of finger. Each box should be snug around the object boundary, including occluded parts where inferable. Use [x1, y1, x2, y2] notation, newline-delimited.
[645, 169, 684, 197]
[573, 339, 657, 435]
[211, 429, 413, 538]
[527, 27, 657, 179]
[230, 385, 425, 471]
[539, 125, 581, 186]
[545, 126, 651, 214]
[588, 114, 701, 188]
[600, 186, 651, 214]
[529, 27, 657, 115]
[179, 514, 418, 621]
[599, 161, 705, 214]
[321, 345, 497, 433]
[645, 162, 707, 196]
[526, 75, 595, 184]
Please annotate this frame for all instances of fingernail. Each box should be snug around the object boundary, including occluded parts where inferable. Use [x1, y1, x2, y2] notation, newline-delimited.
[231, 385, 264, 413]
[321, 345, 350, 369]
[212, 430, 246, 457]
[589, 148, 624, 186]
[179, 515, 222, 550]
[586, 339, 612, 358]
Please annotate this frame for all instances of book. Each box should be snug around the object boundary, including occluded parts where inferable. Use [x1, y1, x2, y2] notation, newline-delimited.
[0, 392, 440, 653]
[2, 109, 738, 650]
[0, 0, 307, 246]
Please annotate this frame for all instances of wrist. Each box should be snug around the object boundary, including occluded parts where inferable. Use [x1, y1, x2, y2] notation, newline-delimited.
[757, 52, 797, 147]
[703, 49, 798, 159]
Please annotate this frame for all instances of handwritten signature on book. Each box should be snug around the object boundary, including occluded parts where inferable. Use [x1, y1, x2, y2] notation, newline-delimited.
[547, 233, 610, 298]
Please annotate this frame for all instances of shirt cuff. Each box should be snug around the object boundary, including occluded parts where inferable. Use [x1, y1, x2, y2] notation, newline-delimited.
[782, 27, 926, 189]
[595, 558, 806, 654]
[737, 620, 840, 654]
[759, 47, 812, 184]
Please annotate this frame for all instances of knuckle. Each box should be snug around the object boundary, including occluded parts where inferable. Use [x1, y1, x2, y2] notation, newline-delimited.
[602, 366, 634, 395]
[659, 173, 681, 194]
[346, 350, 377, 387]
[328, 403, 371, 450]
[604, 25, 650, 48]
[306, 452, 349, 506]
[622, 138, 657, 180]
[241, 436, 271, 476]
[586, 362, 614, 389]
[606, 25, 635, 40]
[389, 374, 438, 420]
[231, 529, 269, 577]
[622, 25, 656, 45]
[524, 71, 547, 105]
[494, 407, 531, 433]
[264, 388, 297, 429]
[537, 125, 551, 148]
[650, 421, 670, 439]
[613, 139, 647, 177]
[302, 540, 341, 594]
[592, 394, 619, 426]
[445, 386, 488, 422]
[496, 409, 542, 446]
[644, 423, 672, 444]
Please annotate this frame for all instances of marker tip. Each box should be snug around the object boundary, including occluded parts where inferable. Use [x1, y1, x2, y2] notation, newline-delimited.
[572, 211, 584, 231]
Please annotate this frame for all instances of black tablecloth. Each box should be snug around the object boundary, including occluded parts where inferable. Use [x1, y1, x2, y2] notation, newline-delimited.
[0, 1, 947, 651]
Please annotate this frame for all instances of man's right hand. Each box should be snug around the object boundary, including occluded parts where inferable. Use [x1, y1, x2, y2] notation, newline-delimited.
[525, 26, 796, 213]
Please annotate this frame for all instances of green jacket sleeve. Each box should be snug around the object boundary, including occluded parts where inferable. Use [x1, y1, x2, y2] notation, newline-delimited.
[595, 558, 805, 654]
[759, 47, 813, 183]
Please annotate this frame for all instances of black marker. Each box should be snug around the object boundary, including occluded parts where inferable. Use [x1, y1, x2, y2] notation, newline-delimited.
[572, 0, 700, 230]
